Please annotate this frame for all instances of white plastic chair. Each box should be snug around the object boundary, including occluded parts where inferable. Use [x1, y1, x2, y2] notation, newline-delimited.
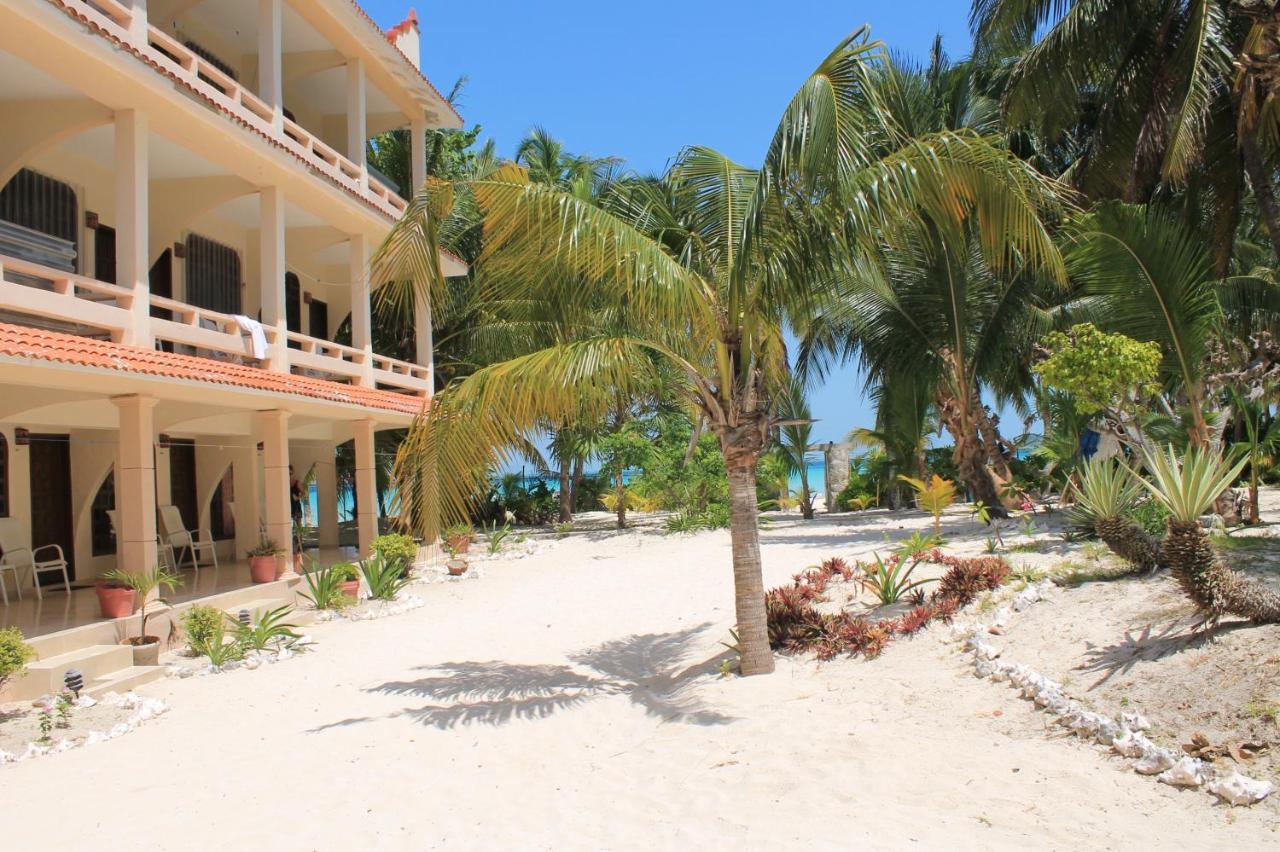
[0, 517, 72, 603]
[157, 505, 218, 571]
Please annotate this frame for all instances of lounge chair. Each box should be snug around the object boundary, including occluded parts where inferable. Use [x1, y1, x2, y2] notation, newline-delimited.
[157, 505, 218, 572]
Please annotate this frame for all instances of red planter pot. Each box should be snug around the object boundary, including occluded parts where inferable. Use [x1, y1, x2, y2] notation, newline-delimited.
[446, 536, 471, 554]
[249, 555, 278, 584]
[339, 579, 361, 599]
[95, 584, 137, 619]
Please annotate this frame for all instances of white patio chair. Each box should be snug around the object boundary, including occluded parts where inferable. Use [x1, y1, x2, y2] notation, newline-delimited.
[0, 517, 72, 603]
[158, 505, 218, 572]
[105, 510, 175, 572]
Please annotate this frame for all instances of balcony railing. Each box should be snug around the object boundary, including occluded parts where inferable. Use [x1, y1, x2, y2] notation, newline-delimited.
[0, 254, 430, 397]
[63, 0, 409, 219]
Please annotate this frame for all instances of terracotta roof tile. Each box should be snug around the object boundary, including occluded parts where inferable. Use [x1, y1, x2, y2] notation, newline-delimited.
[0, 323, 427, 416]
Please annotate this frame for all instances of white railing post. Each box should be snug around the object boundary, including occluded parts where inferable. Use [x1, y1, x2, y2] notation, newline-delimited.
[128, 0, 149, 41]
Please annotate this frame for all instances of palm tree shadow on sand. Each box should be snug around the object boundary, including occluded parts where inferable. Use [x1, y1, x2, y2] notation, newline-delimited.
[309, 623, 734, 731]
[1079, 618, 1253, 689]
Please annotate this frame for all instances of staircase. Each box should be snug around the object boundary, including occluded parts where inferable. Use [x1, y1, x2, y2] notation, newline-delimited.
[20, 644, 164, 701]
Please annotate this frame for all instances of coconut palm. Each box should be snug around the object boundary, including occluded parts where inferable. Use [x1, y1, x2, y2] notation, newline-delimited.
[1137, 445, 1280, 626]
[1072, 457, 1164, 573]
[375, 29, 1064, 675]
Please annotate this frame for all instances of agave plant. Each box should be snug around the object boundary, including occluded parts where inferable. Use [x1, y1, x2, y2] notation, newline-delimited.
[360, 553, 412, 602]
[1136, 446, 1280, 627]
[1072, 458, 1162, 574]
[231, 604, 301, 652]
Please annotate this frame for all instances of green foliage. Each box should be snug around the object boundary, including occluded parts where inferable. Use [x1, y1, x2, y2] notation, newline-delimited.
[230, 604, 300, 653]
[480, 476, 557, 525]
[102, 565, 181, 641]
[1128, 499, 1172, 538]
[1034, 324, 1161, 415]
[0, 626, 35, 691]
[553, 522, 574, 537]
[371, 534, 417, 576]
[329, 562, 360, 582]
[301, 564, 355, 611]
[181, 605, 224, 653]
[484, 520, 512, 554]
[663, 504, 731, 533]
[1071, 458, 1143, 521]
[893, 532, 943, 559]
[361, 554, 412, 601]
[899, 475, 957, 533]
[1136, 445, 1248, 524]
[861, 553, 934, 605]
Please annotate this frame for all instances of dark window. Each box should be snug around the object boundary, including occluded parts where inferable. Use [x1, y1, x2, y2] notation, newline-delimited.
[0, 432, 8, 518]
[286, 272, 301, 348]
[0, 168, 78, 264]
[185, 234, 241, 315]
[209, 465, 235, 541]
[91, 469, 116, 556]
[309, 297, 329, 342]
[183, 40, 238, 86]
[94, 224, 116, 284]
[168, 439, 198, 533]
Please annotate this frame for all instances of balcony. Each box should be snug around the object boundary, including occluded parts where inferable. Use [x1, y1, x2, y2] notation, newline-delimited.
[55, 0, 410, 220]
[0, 253, 431, 396]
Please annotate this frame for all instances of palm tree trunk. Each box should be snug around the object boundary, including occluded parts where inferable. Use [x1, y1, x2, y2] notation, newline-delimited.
[557, 455, 572, 523]
[1240, 115, 1280, 262]
[682, 414, 705, 466]
[614, 469, 626, 529]
[571, 455, 585, 513]
[725, 452, 774, 676]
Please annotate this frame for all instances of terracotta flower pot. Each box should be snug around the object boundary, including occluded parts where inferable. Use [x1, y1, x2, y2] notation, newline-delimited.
[126, 637, 160, 667]
[446, 536, 471, 554]
[249, 555, 278, 584]
[95, 583, 137, 619]
[446, 559, 468, 576]
[338, 579, 361, 599]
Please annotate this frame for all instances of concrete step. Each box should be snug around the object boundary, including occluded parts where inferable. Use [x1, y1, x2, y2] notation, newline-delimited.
[222, 598, 294, 621]
[84, 665, 166, 699]
[15, 644, 134, 702]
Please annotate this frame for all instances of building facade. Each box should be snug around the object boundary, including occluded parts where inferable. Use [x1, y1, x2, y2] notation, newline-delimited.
[0, 0, 460, 618]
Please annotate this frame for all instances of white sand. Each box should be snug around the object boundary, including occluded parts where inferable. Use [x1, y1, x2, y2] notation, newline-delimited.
[1, 508, 1273, 849]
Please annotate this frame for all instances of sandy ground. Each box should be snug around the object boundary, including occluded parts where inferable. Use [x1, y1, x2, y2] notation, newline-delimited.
[1, 507, 1276, 850]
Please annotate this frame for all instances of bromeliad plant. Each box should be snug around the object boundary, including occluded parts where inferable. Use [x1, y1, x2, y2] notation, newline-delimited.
[1135, 446, 1280, 627]
[861, 553, 934, 606]
[1072, 458, 1163, 574]
[231, 604, 301, 653]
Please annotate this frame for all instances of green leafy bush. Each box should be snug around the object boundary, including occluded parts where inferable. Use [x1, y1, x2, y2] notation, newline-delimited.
[231, 604, 300, 652]
[1034, 324, 1161, 415]
[181, 605, 225, 653]
[372, 533, 417, 576]
[0, 626, 36, 692]
[1128, 498, 1172, 537]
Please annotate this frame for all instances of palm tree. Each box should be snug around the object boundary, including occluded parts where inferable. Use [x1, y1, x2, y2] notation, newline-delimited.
[1073, 457, 1164, 573]
[774, 379, 816, 519]
[1139, 445, 1280, 625]
[375, 29, 1064, 675]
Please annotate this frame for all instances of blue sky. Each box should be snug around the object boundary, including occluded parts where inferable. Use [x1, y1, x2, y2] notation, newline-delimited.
[366, 0, 974, 445]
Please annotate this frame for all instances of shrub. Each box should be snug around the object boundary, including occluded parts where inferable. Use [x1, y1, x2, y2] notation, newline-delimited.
[0, 627, 36, 692]
[372, 534, 417, 576]
[1127, 498, 1171, 538]
[181, 605, 225, 653]
[301, 564, 354, 610]
[932, 556, 1012, 609]
[231, 604, 299, 652]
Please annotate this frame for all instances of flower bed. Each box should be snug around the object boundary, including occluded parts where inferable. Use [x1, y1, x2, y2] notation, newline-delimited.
[765, 553, 1013, 660]
[0, 691, 168, 765]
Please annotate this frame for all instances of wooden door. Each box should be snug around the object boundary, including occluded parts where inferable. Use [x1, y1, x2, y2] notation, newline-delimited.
[308, 297, 329, 342]
[286, 272, 301, 349]
[29, 434, 74, 581]
[168, 439, 198, 533]
[94, 225, 117, 284]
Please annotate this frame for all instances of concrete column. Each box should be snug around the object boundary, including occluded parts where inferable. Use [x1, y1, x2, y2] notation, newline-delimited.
[257, 0, 283, 131]
[232, 441, 261, 560]
[346, 58, 368, 190]
[315, 450, 339, 549]
[349, 232, 374, 387]
[410, 117, 427, 194]
[259, 186, 288, 372]
[112, 395, 158, 577]
[128, 0, 149, 41]
[414, 288, 433, 389]
[353, 420, 377, 557]
[115, 110, 150, 347]
[824, 443, 851, 513]
[256, 410, 294, 577]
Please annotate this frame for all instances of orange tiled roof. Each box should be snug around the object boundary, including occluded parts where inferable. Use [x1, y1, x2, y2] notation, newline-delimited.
[0, 323, 427, 416]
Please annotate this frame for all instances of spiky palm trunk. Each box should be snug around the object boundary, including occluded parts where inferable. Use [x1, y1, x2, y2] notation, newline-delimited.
[1094, 516, 1163, 574]
[720, 423, 774, 676]
[614, 469, 626, 529]
[557, 454, 572, 523]
[1164, 521, 1280, 625]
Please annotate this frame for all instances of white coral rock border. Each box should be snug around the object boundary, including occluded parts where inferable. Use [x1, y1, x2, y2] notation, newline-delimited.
[167, 637, 317, 678]
[312, 593, 427, 624]
[952, 580, 1272, 807]
[0, 691, 169, 766]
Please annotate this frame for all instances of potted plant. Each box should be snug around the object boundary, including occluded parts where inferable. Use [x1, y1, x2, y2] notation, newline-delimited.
[443, 522, 474, 555]
[330, 562, 361, 599]
[94, 572, 138, 619]
[443, 540, 468, 576]
[101, 566, 180, 666]
[247, 536, 282, 583]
